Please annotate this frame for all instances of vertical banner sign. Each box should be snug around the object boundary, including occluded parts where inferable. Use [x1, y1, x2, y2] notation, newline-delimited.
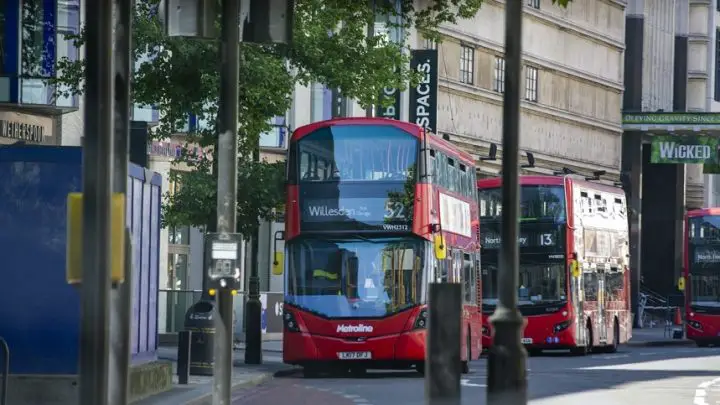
[377, 74, 402, 120]
[409, 49, 438, 133]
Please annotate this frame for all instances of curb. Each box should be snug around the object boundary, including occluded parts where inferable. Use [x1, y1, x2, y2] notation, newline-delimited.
[274, 367, 302, 377]
[183, 372, 276, 405]
[626, 339, 695, 347]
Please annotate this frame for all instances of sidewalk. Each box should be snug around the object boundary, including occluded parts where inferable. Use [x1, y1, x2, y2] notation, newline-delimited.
[627, 326, 694, 347]
[136, 345, 297, 405]
[234, 340, 283, 353]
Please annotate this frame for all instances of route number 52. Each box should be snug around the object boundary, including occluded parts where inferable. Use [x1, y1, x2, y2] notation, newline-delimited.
[384, 201, 405, 219]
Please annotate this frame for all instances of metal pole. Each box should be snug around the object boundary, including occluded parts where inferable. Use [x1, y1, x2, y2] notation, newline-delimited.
[80, 0, 114, 404]
[425, 283, 461, 405]
[365, 0, 375, 118]
[245, 144, 263, 365]
[214, 0, 240, 402]
[486, 1, 527, 405]
[108, 0, 133, 403]
[0, 337, 9, 405]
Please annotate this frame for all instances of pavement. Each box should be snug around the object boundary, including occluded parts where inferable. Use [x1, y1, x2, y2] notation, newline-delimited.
[139, 328, 697, 404]
[253, 344, 720, 405]
[134, 342, 296, 405]
[627, 326, 694, 347]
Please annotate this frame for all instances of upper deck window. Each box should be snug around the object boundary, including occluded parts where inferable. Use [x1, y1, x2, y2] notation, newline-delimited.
[479, 185, 566, 223]
[427, 148, 477, 200]
[296, 125, 419, 182]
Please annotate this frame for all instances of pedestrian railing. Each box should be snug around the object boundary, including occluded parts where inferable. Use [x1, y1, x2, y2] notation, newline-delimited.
[0, 336, 9, 405]
[159, 289, 203, 333]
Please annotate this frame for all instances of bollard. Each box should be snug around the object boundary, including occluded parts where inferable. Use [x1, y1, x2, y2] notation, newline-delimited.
[177, 331, 192, 385]
[425, 283, 462, 405]
[0, 337, 8, 405]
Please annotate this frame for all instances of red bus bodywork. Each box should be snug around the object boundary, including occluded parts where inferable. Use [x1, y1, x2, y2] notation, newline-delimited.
[685, 208, 720, 346]
[479, 175, 631, 354]
[283, 118, 482, 373]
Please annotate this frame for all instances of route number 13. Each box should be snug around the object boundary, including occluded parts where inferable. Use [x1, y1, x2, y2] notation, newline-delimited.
[539, 233, 554, 246]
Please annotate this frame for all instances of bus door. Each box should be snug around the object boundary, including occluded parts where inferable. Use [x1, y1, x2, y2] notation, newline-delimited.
[570, 260, 587, 344]
[596, 265, 609, 344]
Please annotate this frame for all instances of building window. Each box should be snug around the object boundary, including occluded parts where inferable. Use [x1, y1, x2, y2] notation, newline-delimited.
[528, 0, 540, 9]
[715, 29, 720, 101]
[424, 37, 437, 50]
[167, 172, 191, 245]
[460, 45, 474, 85]
[259, 116, 288, 148]
[11, 0, 81, 106]
[493, 57, 505, 93]
[55, 0, 80, 108]
[525, 66, 538, 102]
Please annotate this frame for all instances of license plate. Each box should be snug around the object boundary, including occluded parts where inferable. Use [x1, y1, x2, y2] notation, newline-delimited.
[338, 351, 372, 360]
[521, 338, 533, 344]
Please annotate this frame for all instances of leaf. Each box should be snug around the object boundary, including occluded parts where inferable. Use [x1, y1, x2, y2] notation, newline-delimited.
[52, 0, 571, 236]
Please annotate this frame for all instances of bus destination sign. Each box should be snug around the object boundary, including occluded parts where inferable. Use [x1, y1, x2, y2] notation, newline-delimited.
[481, 225, 562, 250]
[301, 197, 411, 232]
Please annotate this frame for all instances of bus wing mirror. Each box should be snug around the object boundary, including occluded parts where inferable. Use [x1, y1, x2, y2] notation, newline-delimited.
[272, 252, 284, 275]
[272, 231, 285, 275]
[434, 234, 446, 260]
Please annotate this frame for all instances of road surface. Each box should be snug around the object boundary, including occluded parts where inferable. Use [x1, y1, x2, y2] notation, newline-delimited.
[230, 344, 720, 405]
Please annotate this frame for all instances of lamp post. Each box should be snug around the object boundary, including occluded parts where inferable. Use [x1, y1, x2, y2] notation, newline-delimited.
[486, 2, 527, 405]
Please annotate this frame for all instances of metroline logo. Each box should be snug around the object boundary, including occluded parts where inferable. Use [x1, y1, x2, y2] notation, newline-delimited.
[336, 324, 374, 333]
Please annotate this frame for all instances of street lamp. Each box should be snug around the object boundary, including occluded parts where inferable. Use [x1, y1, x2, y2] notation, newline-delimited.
[159, 1, 294, 402]
[486, 2, 528, 405]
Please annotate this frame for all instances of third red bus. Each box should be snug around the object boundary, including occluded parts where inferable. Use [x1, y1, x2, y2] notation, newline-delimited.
[479, 175, 631, 355]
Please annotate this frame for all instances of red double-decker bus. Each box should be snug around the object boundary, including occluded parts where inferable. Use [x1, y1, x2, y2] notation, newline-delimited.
[684, 208, 720, 346]
[478, 175, 631, 355]
[281, 117, 482, 376]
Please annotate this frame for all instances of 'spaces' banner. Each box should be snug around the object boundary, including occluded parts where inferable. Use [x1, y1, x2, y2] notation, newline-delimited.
[409, 49, 438, 134]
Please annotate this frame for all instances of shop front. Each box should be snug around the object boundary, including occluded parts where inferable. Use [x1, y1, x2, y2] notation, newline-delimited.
[0, 111, 57, 145]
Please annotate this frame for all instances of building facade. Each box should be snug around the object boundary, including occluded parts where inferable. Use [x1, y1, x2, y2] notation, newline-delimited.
[0, 0, 82, 146]
[430, 0, 626, 181]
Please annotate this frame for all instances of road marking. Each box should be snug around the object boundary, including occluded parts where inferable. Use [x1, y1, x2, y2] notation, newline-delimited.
[601, 354, 629, 359]
[461, 379, 486, 387]
[694, 377, 720, 405]
[639, 352, 658, 356]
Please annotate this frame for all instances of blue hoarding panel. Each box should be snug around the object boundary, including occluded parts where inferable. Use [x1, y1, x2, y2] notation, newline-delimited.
[0, 146, 162, 374]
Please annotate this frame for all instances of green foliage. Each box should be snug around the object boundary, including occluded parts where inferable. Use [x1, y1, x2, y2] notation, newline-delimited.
[162, 158, 285, 236]
[51, 0, 570, 237]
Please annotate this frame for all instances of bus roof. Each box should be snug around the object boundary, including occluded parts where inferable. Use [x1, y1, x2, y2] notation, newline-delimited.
[290, 117, 475, 164]
[291, 117, 422, 141]
[478, 175, 563, 188]
[477, 175, 624, 195]
[687, 208, 720, 217]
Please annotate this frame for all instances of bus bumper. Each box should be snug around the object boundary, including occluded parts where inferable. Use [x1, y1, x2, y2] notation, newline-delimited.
[283, 329, 427, 368]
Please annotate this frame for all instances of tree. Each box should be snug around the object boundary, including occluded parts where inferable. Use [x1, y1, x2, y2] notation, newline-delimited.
[52, 0, 570, 237]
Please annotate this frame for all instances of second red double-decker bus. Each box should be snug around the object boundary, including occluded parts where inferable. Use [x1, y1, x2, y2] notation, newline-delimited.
[479, 175, 631, 355]
[684, 208, 720, 346]
[281, 118, 482, 376]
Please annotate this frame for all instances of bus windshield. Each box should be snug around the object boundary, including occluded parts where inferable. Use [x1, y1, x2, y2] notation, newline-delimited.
[479, 185, 566, 223]
[286, 237, 427, 318]
[688, 215, 720, 306]
[481, 256, 567, 306]
[297, 124, 419, 182]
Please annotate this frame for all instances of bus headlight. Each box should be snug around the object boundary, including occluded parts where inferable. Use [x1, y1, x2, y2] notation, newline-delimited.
[553, 320, 572, 333]
[414, 309, 428, 330]
[687, 320, 703, 331]
[283, 310, 300, 333]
